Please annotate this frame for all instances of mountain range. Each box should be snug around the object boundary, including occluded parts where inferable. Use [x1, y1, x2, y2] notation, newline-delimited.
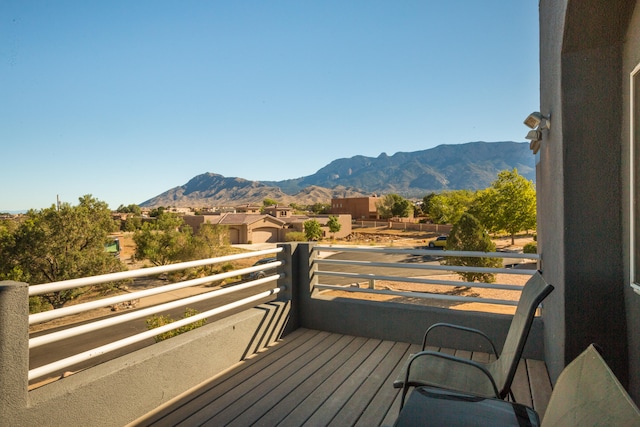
[140, 141, 535, 208]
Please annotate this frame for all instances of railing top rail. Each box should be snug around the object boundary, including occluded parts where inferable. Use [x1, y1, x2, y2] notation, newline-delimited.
[315, 244, 538, 260]
[314, 245, 538, 260]
[29, 247, 283, 296]
[316, 258, 535, 275]
[29, 261, 283, 325]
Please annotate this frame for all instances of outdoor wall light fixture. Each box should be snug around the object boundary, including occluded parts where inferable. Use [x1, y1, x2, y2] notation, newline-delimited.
[523, 111, 550, 155]
[525, 129, 542, 141]
[523, 112, 551, 130]
[525, 130, 542, 154]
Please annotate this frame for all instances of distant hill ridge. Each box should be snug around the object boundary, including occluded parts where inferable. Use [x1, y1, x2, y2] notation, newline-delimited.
[140, 141, 534, 207]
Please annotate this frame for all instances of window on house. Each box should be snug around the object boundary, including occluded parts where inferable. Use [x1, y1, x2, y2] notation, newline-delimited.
[631, 64, 640, 295]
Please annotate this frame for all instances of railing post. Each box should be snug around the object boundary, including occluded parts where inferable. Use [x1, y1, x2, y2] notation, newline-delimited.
[0, 281, 30, 419]
[277, 243, 293, 302]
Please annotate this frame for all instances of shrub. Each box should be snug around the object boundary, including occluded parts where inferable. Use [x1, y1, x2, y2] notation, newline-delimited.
[29, 296, 51, 314]
[285, 231, 306, 242]
[146, 307, 207, 342]
[523, 242, 537, 254]
[220, 262, 235, 272]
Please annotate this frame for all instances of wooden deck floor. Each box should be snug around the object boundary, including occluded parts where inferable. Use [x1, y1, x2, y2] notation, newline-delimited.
[131, 328, 552, 427]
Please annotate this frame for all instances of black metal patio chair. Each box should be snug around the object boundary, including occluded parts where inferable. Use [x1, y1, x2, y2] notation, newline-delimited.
[393, 344, 640, 426]
[393, 270, 554, 410]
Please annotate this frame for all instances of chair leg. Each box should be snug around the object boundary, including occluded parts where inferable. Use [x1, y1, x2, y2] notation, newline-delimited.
[400, 386, 410, 413]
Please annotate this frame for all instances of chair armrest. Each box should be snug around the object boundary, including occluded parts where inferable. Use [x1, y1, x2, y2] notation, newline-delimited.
[423, 323, 499, 358]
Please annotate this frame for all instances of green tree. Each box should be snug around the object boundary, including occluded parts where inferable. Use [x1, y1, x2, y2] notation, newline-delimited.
[421, 193, 437, 216]
[124, 215, 143, 232]
[471, 169, 536, 244]
[149, 206, 166, 217]
[304, 219, 323, 241]
[116, 204, 142, 215]
[427, 190, 475, 224]
[327, 216, 342, 239]
[0, 195, 126, 309]
[377, 194, 413, 218]
[263, 198, 278, 207]
[133, 212, 191, 266]
[191, 224, 231, 260]
[443, 213, 502, 283]
[309, 203, 331, 214]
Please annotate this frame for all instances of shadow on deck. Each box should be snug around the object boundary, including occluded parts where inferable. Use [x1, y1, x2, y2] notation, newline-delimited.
[130, 328, 551, 427]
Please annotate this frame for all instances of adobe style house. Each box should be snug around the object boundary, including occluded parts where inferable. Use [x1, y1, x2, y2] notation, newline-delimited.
[330, 196, 380, 220]
[262, 205, 293, 219]
[183, 212, 353, 244]
[283, 213, 353, 240]
[538, 0, 640, 401]
[183, 213, 286, 244]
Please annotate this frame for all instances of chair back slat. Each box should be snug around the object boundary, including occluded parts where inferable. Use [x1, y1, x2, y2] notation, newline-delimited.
[489, 271, 554, 397]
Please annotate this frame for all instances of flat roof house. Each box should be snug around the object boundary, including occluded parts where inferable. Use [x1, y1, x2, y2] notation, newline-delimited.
[331, 196, 380, 220]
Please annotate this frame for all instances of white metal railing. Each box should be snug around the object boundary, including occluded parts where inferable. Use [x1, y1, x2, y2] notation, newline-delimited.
[313, 245, 538, 307]
[28, 247, 284, 381]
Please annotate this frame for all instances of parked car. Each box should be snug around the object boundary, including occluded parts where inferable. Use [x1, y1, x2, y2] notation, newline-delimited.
[428, 235, 447, 248]
[244, 257, 278, 280]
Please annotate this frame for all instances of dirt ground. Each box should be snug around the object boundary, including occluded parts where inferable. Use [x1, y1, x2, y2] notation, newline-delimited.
[321, 229, 535, 314]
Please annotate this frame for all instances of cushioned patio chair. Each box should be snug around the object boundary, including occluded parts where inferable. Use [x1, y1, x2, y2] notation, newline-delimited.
[393, 344, 640, 426]
[393, 270, 553, 410]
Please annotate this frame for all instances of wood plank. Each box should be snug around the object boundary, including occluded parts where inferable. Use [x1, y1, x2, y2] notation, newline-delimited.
[139, 331, 549, 427]
[140, 327, 320, 426]
[174, 330, 338, 426]
[276, 338, 382, 427]
[439, 347, 457, 356]
[355, 342, 417, 427]
[230, 334, 364, 427]
[528, 359, 552, 417]
[454, 349, 473, 360]
[510, 358, 533, 407]
[302, 338, 387, 426]
[328, 340, 398, 426]
[200, 333, 356, 426]
[471, 351, 490, 364]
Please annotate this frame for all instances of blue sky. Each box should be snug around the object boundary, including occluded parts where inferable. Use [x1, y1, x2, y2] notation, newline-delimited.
[1, 1, 539, 212]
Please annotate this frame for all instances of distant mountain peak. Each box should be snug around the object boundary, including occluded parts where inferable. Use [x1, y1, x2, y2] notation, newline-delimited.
[140, 141, 534, 208]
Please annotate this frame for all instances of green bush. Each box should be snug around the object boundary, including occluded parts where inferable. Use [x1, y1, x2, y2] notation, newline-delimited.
[285, 231, 306, 242]
[29, 296, 51, 314]
[146, 307, 207, 342]
[523, 242, 537, 254]
[220, 262, 235, 272]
